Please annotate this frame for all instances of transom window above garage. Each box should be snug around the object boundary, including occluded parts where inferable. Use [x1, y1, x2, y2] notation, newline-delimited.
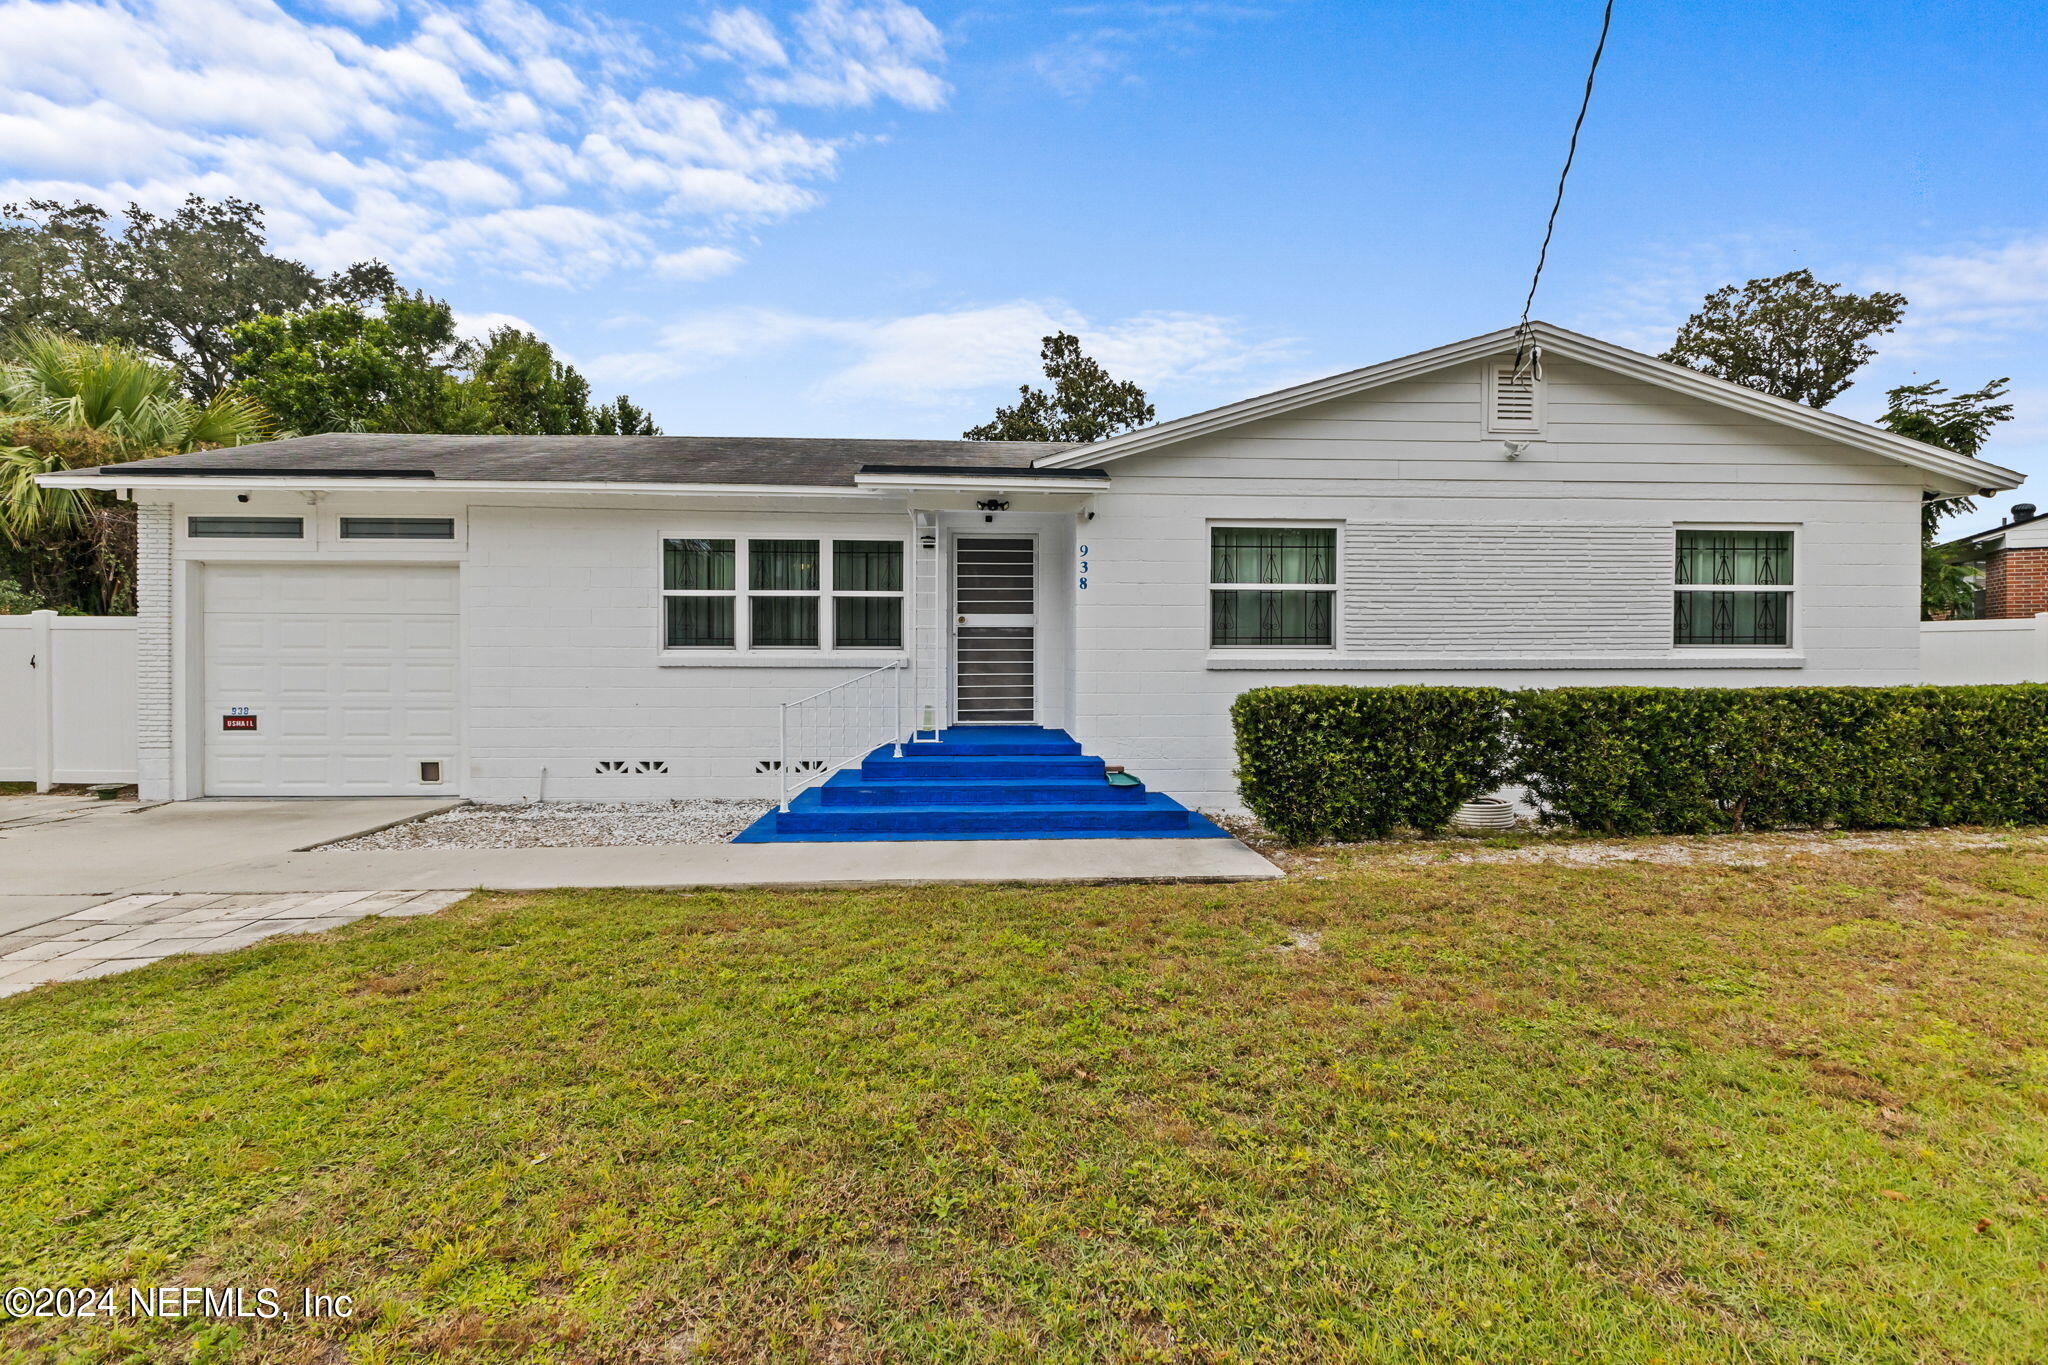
[187, 516, 303, 538]
[339, 517, 455, 539]
[662, 537, 905, 651]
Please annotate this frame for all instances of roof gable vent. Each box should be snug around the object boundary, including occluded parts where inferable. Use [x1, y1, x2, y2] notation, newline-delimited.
[1486, 362, 1545, 436]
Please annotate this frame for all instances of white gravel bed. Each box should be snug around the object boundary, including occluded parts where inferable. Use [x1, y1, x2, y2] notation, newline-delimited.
[325, 800, 773, 850]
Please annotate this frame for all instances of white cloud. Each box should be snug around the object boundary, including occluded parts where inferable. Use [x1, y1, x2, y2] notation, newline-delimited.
[308, 0, 393, 22]
[597, 299, 1295, 404]
[1030, 30, 1135, 101]
[1876, 236, 2048, 352]
[417, 157, 522, 208]
[0, 0, 946, 285]
[652, 245, 745, 281]
[707, 0, 949, 111]
[452, 309, 538, 341]
[704, 7, 789, 68]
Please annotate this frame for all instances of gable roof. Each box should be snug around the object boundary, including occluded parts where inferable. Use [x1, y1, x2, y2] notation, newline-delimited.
[57, 432, 1072, 490]
[1030, 321, 2024, 493]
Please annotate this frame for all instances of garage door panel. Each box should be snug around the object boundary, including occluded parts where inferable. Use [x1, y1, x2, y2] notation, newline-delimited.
[205, 564, 459, 796]
[278, 619, 330, 651]
[403, 618, 458, 649]
[405, 710, 457, 742]
[277, 664, 330, 693]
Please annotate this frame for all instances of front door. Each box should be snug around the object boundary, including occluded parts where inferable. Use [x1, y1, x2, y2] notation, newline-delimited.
[952, 536, 1036, 723]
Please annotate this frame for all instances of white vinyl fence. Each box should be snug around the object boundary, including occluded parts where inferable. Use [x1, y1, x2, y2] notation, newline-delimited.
[0, 611, 138, 790]
[1921, 613, 2048, 684]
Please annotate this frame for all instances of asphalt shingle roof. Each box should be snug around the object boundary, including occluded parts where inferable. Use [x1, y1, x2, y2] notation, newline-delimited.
[83, 432, 1078, 488]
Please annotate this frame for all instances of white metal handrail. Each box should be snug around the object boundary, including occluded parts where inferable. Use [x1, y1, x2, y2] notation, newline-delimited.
[778, 659, 913, 811]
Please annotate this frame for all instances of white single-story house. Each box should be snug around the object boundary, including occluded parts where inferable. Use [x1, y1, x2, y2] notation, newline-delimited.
[39, 321, 2022, 836]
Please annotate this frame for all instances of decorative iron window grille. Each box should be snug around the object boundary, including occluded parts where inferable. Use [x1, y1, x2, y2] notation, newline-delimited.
[1673, 529, 1793, 647]
[1210, 527, 1337, 648]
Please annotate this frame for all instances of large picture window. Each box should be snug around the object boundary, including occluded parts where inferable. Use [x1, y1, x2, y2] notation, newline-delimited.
[1210, 526, 1337, 648]
[1674, 529, 1793, 647]
[662, 537, 903, 651]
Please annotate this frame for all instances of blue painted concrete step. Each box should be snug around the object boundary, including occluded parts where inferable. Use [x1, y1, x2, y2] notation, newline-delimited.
[861, 754, 1106, 781]
[909, 726, 1083, 756]
[780, 796, 1196, 835]
[821, 775, 1147, 806]
[732, 726, 1231, 844]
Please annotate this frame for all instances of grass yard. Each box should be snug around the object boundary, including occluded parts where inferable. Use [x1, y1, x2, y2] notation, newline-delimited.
[3, 839, 2046, 1363]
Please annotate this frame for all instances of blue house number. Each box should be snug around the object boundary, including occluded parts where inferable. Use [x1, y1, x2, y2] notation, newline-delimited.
[1077, 544, 1089, 590]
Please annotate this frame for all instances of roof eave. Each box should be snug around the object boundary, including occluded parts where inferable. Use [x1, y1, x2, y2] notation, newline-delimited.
[33, 472, 888, 498]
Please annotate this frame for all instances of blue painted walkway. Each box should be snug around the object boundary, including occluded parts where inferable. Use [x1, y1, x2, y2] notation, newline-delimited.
[733, 727, 1231, 843]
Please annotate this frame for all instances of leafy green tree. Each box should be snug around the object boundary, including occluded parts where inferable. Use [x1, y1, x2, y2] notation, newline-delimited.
[0, 197, 394, 396]
[1876, 378, 2015, 619]
[1662, 269, 1907, 408]
[0, 331, 272, 612]
[588, 394, 660, 436]
[467, 328, 591, 435]
[965, 331, 1154, 443]
[232, 298, 660, 437]
[229, 293, 482, 435]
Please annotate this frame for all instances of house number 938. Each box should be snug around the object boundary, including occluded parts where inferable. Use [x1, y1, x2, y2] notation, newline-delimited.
[1077, 544, 1089, 590]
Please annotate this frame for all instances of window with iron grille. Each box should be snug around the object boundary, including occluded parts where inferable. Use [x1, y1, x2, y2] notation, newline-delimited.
[1673, 529, 1794, 647]
[661, 537, 903, 650]
[1210, 526, 1337, 648]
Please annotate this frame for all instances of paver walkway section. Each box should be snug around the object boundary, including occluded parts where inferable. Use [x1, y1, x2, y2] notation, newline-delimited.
[0, 891, 466, 998]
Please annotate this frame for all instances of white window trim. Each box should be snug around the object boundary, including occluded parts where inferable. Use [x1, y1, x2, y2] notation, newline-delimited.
[660, 536, 908, 655]
[1207, 521, 1342, 652]
[1672, 524, 1798, 651]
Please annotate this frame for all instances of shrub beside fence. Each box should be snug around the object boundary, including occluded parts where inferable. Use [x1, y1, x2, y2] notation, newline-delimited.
[1232, 682, 2048, 843]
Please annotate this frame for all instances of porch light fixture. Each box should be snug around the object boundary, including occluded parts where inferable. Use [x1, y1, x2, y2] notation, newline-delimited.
[976, 497, 1009, 523]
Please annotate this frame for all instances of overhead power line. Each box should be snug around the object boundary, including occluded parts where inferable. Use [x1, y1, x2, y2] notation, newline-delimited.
[1514, 0, 1616, 373]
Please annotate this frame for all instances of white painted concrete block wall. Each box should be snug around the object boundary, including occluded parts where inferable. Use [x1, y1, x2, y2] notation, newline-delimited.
[461, 503, 921, 802]
[1066, 358, 1928, 809]
[133, 501, 174, 802]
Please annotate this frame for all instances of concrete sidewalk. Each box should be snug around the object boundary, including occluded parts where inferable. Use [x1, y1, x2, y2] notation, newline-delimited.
[0, 796, 1282, 903]
[113, 835, 1284, 892]
[0, 796, 1278, 999]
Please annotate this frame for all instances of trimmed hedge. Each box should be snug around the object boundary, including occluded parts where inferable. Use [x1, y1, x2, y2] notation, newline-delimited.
[1509, 685, 2048, 834]
[1232, 683, 2048, 843]
[1231, 685, 1509, 843]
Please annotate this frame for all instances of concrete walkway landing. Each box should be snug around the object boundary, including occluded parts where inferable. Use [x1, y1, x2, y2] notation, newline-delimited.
[0, 891, 467, 998]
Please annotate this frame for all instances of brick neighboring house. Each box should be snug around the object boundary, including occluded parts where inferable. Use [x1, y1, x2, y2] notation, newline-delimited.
[1942, 503, 2047, 618]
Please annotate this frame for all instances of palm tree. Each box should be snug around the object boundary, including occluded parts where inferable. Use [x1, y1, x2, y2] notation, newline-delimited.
[0, 330, 274, 611]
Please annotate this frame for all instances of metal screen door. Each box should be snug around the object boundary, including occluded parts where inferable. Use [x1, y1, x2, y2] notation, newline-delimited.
[952, 536, 1035, 723]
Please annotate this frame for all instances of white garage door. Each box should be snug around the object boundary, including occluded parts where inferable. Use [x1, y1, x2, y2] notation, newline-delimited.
[204, 563, 459, 796]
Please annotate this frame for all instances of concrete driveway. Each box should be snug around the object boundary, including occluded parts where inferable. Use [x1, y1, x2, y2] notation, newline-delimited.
[0, 794, 1280, 998]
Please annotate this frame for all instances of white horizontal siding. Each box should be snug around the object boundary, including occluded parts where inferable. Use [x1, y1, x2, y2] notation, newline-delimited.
[1345, 522, 1669, 656]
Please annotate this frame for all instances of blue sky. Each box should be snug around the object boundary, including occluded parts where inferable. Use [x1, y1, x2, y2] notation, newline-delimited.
[3, 0, 2045, 530]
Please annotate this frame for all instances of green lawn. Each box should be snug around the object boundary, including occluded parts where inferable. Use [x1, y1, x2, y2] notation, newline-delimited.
[3, 840, 2045, 1362]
